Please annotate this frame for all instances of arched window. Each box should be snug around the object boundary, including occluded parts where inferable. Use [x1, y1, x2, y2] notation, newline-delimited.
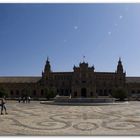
[109, 89, 112, 94]
[104, 89, 108, 96]
[16, 90, 19, 96]
[10, 90, 14, 96]
[33, 90, 36, 96]
[65, 89, 69, 95]
[74, 92, 77, 97]
[90, 92, 93, 97]
[41, 89, 44, 96]
[99, 89, 103, 96]
[60, 89, 63, 95]
[132, 90, 135, 94]
[96, 90, 98, 94]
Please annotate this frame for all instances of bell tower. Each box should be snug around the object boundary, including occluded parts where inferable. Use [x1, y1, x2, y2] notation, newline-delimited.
[117, 57, 123, 74]
[44, 57, 51, 73]
[42, 57, 51, 78]
[115, 57, 125, 87]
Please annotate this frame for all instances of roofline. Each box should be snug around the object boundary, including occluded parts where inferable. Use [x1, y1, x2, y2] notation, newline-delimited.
[0, 76, 41, 78]
[126, 76, 140, 78]
[52, 72, 73, 74]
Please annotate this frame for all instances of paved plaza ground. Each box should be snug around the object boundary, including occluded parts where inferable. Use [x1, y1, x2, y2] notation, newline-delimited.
[1, 101, 140, 135]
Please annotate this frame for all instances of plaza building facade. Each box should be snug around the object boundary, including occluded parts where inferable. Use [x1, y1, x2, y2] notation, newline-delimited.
[0, 58, 140, 99]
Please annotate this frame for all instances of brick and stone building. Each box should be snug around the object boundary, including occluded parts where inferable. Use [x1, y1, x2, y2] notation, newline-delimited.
[0, 57, 140, 99]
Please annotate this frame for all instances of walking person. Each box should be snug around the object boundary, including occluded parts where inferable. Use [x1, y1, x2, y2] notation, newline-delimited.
[22, 96, 25, 103]
[28, 96, 31, 103]
[1, 96, 8, 115]
[25, 96, 28, 103]
[18, 96, 21, 103]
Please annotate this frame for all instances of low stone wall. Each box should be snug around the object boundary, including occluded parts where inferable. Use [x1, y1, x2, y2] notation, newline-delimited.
[55, 98, 115, 103]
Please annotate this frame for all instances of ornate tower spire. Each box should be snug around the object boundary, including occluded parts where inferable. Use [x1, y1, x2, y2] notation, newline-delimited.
[46, 57, 49, 63]
[92, 65, 95, 71]
[44, 57, 51, 73]
[83, 55, 85, 63]
[117, 57, 123, 73]
[119, 57, 121, 63]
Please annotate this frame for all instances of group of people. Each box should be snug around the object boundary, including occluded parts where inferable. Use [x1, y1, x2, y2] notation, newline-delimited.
[0, 95, 32, 115]
[18, 96, 31, 103]
[0, 96, 8, 115]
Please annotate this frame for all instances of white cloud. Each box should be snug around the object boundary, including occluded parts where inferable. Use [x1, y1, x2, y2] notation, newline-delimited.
[74, 26, 78, 30]
[108, 31, 112, 35]
[119, 15, 123, 19]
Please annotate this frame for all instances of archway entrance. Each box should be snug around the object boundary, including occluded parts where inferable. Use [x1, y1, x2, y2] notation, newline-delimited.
[81, 88, 87, 98]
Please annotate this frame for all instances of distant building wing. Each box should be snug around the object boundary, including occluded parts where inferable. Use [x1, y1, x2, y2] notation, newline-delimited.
[0, 77, 41, 83]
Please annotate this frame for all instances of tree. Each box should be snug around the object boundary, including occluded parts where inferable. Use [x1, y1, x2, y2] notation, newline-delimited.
[0, 88, 8, 98]
[45, 87, 56, 100]
[112, 87, 128, 101]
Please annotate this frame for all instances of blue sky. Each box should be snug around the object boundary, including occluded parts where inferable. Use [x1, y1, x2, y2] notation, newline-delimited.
[0, 4, 140, 76]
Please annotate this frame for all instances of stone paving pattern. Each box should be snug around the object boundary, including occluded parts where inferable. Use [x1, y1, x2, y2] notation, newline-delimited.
[1, 101, 140, 135]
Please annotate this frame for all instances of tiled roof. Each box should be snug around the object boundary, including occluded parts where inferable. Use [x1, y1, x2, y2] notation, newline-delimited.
[0, 77, 41, 83]
[0, 76, 140, 84]
[126, 77, 140, 83]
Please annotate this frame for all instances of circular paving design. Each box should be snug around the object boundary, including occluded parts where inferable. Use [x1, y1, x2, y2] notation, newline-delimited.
[103, 121, 136, 130]
[37, 121, 70, 130]
[73, 122, 98, 131]
[1, 101, 140, 135]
